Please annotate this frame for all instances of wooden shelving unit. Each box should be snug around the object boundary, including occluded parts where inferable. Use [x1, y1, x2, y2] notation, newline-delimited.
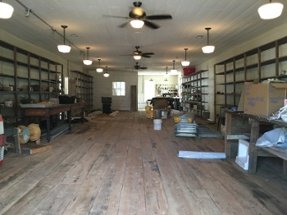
[70, 70, 93, 112]
[0, 40, 63, 125]
[181, 69, 209, 118]
[214, 35, 287, 121]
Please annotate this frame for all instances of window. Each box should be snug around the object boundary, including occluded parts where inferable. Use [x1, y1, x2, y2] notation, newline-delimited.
[112, 82, 126, 96]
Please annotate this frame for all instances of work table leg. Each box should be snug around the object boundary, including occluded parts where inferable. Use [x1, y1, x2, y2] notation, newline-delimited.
[249, 119, 260, 174]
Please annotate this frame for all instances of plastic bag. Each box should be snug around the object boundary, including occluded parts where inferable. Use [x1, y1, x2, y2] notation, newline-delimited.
[270, 105, 287, 122]
[256, 127, 287, 147]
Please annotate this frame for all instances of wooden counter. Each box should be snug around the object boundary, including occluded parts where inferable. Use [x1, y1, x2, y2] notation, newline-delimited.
[21, 102, 85, 142]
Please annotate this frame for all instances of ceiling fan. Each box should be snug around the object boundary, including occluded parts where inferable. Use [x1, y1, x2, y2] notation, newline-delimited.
[134, 62, 147, 70]
[132, 46, 154, 60]
[110, 1, 172, 29]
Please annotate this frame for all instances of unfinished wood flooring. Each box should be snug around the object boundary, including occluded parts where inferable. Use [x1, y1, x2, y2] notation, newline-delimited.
[1, 112, 287, 215]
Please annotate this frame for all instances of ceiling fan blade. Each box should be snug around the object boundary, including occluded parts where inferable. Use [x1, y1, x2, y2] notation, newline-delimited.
[103, 15, 130, 19]
[119, 21, 130, 28]
[143, 20, 159, 29]
[145, 14, 172, 20]
[120, 54, 133, 56]
[140, 66, 147, 70]
[142, 52, 154, 56]
[142, 55, 151, 58]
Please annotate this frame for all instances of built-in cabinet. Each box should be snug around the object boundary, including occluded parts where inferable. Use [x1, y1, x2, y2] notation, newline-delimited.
[0, 40, 63, 124]
[214, 35, 287, 121]
[181, 70, 209, 117]
[70, 70, 93, 112]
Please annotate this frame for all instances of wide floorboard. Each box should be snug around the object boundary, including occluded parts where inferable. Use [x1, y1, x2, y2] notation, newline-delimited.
[0, 111, 287, 215]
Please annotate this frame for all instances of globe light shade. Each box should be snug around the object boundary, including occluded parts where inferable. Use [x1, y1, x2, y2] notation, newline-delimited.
[133, 54, 142, 60]
[258, 2, 284, 20]
[0, 2, 14, 19]
[130, 19, 144, 29]
[83, 59, 93, 65]
[181, 60, 190, 67]
[103, 72, 110, 77]
[202, 45, 215, 54]
[96, 67, 103, 73]
[57, 44, 71, 53]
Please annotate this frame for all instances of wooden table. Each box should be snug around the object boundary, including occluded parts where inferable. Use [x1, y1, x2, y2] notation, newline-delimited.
[225, 111, 287, 175]
[21, 102, 85, 142]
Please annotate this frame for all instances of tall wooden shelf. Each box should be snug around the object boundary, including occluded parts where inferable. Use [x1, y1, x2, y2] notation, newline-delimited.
[181, 69, 209, 118]
[70, 70, 93, 112]
[214, 35, 287, 121]
[0, 40, 63, 125]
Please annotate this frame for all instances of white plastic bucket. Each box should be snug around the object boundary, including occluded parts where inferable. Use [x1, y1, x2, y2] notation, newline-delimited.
[153, 119, 162, 130]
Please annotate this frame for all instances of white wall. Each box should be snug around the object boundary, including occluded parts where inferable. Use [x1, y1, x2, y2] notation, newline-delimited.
[196, 22, 287, 121]
[92, 70, 138, 111]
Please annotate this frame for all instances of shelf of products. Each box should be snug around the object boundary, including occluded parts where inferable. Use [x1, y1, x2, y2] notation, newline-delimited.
[0, 40, 63, 125]
[214, 35, 287, 121]
[181, 69, 209, 118]
[70, 70, 93, 112]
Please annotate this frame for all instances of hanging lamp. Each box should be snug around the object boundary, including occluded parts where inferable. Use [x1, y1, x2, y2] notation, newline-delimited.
[165, 66, 169, 76]
[0, 0, 14, 19]
[202, 27, 215, 54]
[57, 25, 71, 53]
[83, 47, 93, 65]
[103, 66, 110, 77]
[258, 0, 284, 20]
[96, 59, 104, 73]
[181, 48, 190, 67]
[170, 60, 177, 74]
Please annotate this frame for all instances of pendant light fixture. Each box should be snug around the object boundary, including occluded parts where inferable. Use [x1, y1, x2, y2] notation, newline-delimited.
[96, 59, 103, 73]
[165, 66, 169, 76]
[170, 60, 177, 74]
[258, 0, 284, 20]
[130, 19, 144, 29]
[103, 66, 110, 77]
[57, 25, 71, 53]
[0, 0, 14, 19]
[202, 27, 215, 54]
[83, 47, 93, 65]
[181, 48, 190, 67]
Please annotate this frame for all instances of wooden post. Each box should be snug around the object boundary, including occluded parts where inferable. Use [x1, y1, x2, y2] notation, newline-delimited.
[249, 119, 260, 173]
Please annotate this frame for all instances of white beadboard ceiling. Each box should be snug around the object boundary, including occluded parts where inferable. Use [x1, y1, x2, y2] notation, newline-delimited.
[0, 0, 286, 73]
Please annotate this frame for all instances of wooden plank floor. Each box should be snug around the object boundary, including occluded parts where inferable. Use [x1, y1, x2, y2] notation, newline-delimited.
[1, 111, 287, 215]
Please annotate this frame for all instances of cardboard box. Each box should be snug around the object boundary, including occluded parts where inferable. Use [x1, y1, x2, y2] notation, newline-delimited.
[244, 82, 287, 117]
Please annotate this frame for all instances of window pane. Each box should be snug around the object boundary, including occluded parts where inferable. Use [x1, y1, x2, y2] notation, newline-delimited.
[112, 82, 125, 96]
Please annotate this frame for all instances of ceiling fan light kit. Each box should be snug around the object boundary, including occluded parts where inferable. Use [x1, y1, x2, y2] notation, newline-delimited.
[0, 1, 14, 19]
[181, 48, 190, 67]
[115, 1, 172, 30]
[202, 27, 215, 54]
[258, 1, 284, 20]
[133, 54, 142, 60]
[83, 47, 93, 65]
[57, 25, 71, 53]
[130, 19, 144, 28]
